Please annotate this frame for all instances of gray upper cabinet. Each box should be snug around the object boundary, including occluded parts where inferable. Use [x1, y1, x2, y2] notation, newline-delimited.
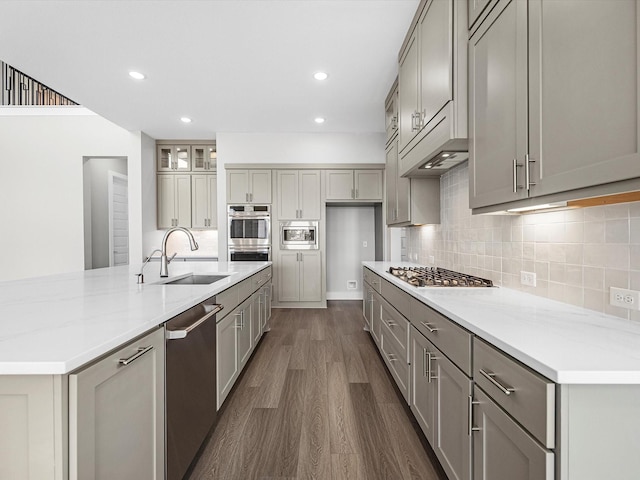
[227, 169, 272, 204]
[468, 0, 528, 208]
[276, 170, 321, 220]
[326, 169, 383, 201]
[385, 83, 399, 145]
[470, 0, 640, 211]
[157, 145, 191, 172]
[191, 145, 216, 172]
[397, 0, 468, 177]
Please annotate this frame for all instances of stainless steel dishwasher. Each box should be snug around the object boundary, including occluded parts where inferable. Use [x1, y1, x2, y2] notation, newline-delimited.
[165, 296, 223, 480]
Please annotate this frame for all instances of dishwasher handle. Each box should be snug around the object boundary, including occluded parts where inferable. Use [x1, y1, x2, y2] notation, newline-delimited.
[166, 304, 223, 340]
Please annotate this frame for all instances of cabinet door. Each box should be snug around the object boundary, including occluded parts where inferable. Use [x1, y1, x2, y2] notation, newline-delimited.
[173, 146, 191, 171]
[326, 170, 354, 200]
[398, 30, 420, 153]
[157, 146, 174, 171]
[249, 169, 272, 203]
[69, 328, 165, 480]
[207, 174, 218, 227]
[227, 170, 248, 203]
[469, 0, 528, 208]
[411, 328, 437, 445]
[191, 145, 216, 171]
[386, 143, 398, 223]
[433, 348, 472, 480]
[175, 175, 192, 227]
[385, 89, 399, 143]
[251, 292, 262, 345]
[237, 302, 252, 369]
[355, 170, 383, 200]
[363, 287, 373, 330]
[191, 175, 209, 228]
[277, 170, 299, 220]
[278, 251, 300, 302]
[473, 388, 554, 480]
[264, 283, 272, 329]
[371, 291, 381, 346]
[418, 0, 453, 130]
[299, 170, 321, 218]
[217, 311, 239, 408]
[529, 0, 640, 198]
[300, 251, 322, 302]
[157, 174, 176, 228]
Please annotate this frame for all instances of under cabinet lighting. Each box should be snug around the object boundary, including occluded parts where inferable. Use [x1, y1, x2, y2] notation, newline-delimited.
[180, 117, 192, 123]
[128, 71, 145, 80]
[506, 202, 568, 213]
[314, 72, 328, 81]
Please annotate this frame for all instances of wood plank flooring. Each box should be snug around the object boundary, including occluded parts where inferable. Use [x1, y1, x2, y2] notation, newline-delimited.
[189, 301, 446, 480]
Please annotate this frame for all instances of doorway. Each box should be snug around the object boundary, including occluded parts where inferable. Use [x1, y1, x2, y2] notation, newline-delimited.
[83, 157, 128, 269]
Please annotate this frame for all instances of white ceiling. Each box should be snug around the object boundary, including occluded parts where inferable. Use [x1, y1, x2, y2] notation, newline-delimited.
[0, 0, 419, 139]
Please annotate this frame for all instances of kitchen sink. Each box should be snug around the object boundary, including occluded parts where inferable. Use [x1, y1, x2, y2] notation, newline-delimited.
[159, 274, 229, 285]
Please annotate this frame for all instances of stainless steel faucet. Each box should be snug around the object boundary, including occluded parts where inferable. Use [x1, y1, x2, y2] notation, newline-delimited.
[160, 227, 199, 277]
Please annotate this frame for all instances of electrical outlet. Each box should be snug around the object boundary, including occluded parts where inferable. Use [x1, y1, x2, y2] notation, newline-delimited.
[428, 255, 435, 265]
[520, 271, 537, 287]
[347, 280, 357, 290]
[610, 287, 640, 310]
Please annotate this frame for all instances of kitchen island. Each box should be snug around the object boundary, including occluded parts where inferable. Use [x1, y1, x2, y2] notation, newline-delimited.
[363, 261, 640, 480]
[0, 261, 271, 480]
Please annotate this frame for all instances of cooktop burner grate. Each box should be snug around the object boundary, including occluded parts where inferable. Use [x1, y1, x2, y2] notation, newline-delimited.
[388, 266, 494, 287]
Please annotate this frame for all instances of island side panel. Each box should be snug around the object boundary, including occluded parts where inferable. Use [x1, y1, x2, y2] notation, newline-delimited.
[0, 375, 66, 480]
[558, 384, 640, 480]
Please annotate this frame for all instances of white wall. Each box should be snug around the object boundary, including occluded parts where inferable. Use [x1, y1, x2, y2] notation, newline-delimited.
[0, 112, 143, 281]
[326, 206, 376, 299]
[216, 132, 386, 260]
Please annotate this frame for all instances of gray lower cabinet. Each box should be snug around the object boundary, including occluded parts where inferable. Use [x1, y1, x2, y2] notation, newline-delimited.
[69, 327, 165, 480]
[217, 305, 239, 409]
[251, 291, 262, 345]
[432, 345, 472, 480]
[473, 387, 554, 480]
[237, 299, 252, 370]
[363, 285, 373, 330]
[261, 283, 272, 331]
[470, 0, 640, 211]
[410, 325, 437, 444]
[277, 250, 322, 302]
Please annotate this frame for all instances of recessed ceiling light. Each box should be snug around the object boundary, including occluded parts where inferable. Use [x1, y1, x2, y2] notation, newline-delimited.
[180, 117, 192, 123]
[128, 71, 145, 80]
[314, 117, 325, 124]
[314, 72, 328, 81]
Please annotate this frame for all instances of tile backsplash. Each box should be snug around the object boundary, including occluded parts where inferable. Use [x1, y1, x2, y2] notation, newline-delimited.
[405, 162, 640, 322]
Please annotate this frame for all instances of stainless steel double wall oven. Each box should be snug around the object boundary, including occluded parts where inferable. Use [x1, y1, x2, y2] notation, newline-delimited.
[227, 205, 271, 261]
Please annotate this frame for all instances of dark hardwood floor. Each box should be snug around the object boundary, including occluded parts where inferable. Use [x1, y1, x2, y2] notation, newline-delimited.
[189, 301, 446, 480]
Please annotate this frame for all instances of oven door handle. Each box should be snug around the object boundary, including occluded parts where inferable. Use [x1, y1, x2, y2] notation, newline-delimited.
[166, 304, 223, 340]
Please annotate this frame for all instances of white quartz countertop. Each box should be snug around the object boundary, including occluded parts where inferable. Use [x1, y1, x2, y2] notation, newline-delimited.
[363, 261, 640, 384]
[0, 261, 270, 375]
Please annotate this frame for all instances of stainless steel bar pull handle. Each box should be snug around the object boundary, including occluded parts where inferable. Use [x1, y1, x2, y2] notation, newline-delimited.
[166, 304, 223, 340]
[525, 154, 536, 190]
[420, 321, 438, 333]
[119, 345, 154, 366]
[512, 159, 524, 193]
[468, 395, 481, 435]
[479, 369, 515, 396]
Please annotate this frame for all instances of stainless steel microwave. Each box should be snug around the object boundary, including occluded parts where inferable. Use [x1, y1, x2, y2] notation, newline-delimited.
[280, 221, 318, 249]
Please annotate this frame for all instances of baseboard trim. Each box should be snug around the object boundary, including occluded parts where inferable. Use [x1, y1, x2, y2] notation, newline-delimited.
[326, 291, 364, 300]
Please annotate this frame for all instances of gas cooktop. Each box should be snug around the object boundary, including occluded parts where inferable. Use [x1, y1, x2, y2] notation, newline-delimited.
[388, 266, 494, 287]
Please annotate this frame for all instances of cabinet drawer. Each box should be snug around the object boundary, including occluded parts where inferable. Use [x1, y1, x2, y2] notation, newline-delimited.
[379, 296, 409, 361]
[380, 321, 410, 402]
[216, 287, 239, 320]
[474, 338, 555, 448]
[237, 277, 255, 302]
[252, 266, 272, 290]
[364, 268, 382, 293]
[380, 278, 411, 319]
[410, 298, 472, 376]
